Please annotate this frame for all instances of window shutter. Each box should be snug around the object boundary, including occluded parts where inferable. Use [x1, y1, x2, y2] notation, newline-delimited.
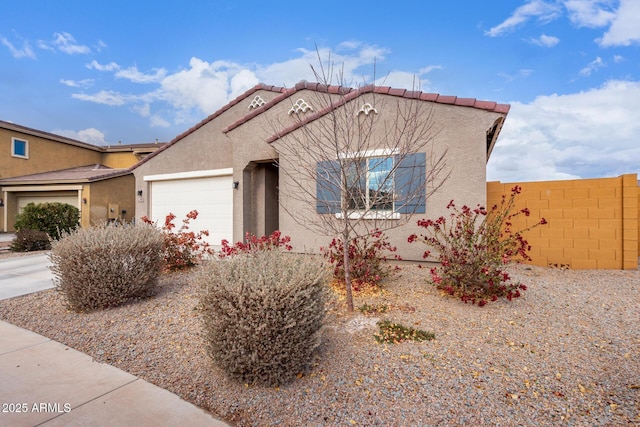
[395, 152, 426, 214]
[316, 160, 341, 214]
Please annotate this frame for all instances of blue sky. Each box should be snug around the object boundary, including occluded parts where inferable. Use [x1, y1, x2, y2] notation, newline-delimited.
[1, 0, 638, 182]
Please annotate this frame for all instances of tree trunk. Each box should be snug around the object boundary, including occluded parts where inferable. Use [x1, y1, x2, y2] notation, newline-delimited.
[343, 224, 354, 312]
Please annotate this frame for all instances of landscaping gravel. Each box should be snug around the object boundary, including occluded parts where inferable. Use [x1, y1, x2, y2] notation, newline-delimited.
[0, 262, 638, 426]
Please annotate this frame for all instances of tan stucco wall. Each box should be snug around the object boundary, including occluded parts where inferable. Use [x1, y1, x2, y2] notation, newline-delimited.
[133, 87, 503, 259]
[271, 92, 503, 261]
[487, 174, 639, 270]
[0, 127, 103, 179]
[99, 151, 143, 169]
[2, 175, 134, 232]
[133, 88, 287, 240]
[87, 175, 135, 226]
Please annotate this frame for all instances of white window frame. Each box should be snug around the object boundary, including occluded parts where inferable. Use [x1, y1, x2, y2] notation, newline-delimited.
[11, 137, 29, 159]
[337, 149, 400, 220]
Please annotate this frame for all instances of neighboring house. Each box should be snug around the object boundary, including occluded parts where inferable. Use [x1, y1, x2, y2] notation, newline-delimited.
[0, 120, 164, 232]
[133, 81, 509, 261]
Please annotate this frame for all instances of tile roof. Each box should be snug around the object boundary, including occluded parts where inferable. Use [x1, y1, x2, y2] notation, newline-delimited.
[259, 82, 510, 144]
[0, 120, 167, 152]
[0, 164, 131, 185]
[222, 81, 354, 134]
[131, 84, 287, 169]
[131, 80, 510, 169]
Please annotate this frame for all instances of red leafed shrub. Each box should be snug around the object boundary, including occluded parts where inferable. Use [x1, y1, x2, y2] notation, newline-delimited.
[408, 186, 547, 306]
[322, 229, 401, 291]
[141, 210, 214, 271]
[218, 230, 292, 258]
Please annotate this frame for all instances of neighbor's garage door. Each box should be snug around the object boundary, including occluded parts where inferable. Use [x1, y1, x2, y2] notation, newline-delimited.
[149, 175, 232, 247]
[18, 194, 79, 211]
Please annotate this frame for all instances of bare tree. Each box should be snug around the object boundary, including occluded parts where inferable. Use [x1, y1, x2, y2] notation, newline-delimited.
[270, 53, 449, 311]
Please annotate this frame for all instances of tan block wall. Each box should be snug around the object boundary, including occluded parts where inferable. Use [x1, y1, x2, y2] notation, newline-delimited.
[487, 174, 639, 270]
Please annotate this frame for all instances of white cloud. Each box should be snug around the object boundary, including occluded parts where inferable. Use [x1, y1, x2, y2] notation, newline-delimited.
[486, 0, 562, 36]
[579, 56, 605, 76]
[598, 0, 640, 46]
[257, 44, 389, 87]
[0, 36, 36, 59]
[95, 40, 107, 52]
[157, 57, 245, 116]
[54, 127, 108, 146]
[487, 0, 640, 48]
[86, 60, 120, 72]
[74, 43, 423, 128]
[149, 115, 170, 128]
[375, 65, 442, 92]
[229, 69, 260, 98]
[564, 0, 616, 27]
[60, 78, 94, 88]
[116, 66, 167, 83]
[488, 80, 640, 182]
[499, 69, 535, 82]
[529, 34, 560, 46]
[46, 32, 91, 55]
[72, 90, 130, 106]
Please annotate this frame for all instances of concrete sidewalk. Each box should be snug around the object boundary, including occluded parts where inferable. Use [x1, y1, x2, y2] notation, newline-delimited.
[0, 244, 232, 426]
[0, 322, 231, 426]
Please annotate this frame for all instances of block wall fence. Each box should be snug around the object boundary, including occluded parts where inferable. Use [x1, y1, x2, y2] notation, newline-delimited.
[486, 174, 639, 270]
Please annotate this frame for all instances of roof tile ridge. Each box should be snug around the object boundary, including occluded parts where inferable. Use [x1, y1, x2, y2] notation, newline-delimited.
[376, 87, 510, 114]
[132, 83, 288, 169]
[222, 84, 299, 133]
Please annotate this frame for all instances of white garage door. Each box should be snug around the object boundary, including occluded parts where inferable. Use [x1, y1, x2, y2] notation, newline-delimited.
[149, 173, 233, 247]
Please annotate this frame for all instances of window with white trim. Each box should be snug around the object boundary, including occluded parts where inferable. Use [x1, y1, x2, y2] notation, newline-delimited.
[316, 152, 426, 216]
[346, 156, 394, 211]
[11, 137, 28, 159]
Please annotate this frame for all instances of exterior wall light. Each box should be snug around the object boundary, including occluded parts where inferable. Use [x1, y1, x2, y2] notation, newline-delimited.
[232, 181, 239, 189]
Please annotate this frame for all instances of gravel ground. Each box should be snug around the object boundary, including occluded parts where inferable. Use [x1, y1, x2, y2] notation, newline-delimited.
[0, 261, 638, 426]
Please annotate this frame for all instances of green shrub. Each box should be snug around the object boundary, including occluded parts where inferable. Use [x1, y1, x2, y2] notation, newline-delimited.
[10, 229, 51, 252]
[197, 250, 329, 386]
[374, 320, 435, 344]
[50, 223, 164, 311]
[358, 303, 388, 315]
[14, 202, 79, 240]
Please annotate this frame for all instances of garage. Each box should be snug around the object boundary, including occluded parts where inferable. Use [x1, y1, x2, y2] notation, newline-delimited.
[17, 193, 79, 211]
[145, 169, 233, 247]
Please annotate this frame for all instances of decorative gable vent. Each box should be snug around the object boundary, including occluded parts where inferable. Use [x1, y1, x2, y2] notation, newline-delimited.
[288, 99, 314, 115]
[248, 95, 266, 110]
[357, 102, 378, 116]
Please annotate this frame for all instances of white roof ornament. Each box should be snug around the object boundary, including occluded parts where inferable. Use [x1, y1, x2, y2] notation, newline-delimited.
[248, 95, 266, 110]
[357, 102, 378, 116]
[288, 99, 314, 115]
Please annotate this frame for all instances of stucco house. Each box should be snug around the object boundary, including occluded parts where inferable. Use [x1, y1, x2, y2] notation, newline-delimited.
[132, 81, 509, 261]
[0, 120, 164, 231]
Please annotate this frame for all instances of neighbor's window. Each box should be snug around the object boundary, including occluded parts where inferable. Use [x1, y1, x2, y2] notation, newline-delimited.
[11, 137, 28, 159]
[346, 156, 394, 211]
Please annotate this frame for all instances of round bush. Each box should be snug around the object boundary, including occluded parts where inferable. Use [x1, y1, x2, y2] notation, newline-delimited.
[197, 250, 329, 386]
[10, 229, 51, 252]
[14, 202, 79, 240]
[50, 223, 164, 311]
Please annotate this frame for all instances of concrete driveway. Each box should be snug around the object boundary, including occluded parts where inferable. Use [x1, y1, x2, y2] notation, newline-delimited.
[0, 253, 53, 300]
